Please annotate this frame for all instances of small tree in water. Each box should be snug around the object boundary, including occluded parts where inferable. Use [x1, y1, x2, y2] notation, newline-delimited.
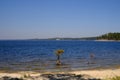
[55, 49, 64, 65]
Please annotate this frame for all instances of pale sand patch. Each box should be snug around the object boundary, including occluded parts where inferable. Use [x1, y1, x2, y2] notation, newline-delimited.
[69, 69, 120, 79]
[0, 71, 40, 78]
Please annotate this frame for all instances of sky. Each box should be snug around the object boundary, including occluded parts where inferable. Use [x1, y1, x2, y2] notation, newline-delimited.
[0, 0, 120, 39]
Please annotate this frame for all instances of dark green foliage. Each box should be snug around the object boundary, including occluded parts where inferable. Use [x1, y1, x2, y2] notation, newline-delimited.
[97, 32, 120, 40]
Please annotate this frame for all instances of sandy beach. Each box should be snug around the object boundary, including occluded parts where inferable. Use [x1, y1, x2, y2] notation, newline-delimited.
[0, 68, 120, 80]
[70, 68, 120, 79]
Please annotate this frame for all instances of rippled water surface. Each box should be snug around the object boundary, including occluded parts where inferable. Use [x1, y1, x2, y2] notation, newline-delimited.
[0, 40, 120, 71]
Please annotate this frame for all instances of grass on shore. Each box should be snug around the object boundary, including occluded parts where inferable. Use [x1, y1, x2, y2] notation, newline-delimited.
[106, 76, 120, 80]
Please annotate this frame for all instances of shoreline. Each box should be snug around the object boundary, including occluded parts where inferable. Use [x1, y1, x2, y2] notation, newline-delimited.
[0, 67, 120, 80]
[1, 63, 120, 72]
[95, 39, 120, 42]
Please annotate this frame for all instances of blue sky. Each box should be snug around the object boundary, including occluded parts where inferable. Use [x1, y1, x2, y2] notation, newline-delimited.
[0, 0, 120, 39]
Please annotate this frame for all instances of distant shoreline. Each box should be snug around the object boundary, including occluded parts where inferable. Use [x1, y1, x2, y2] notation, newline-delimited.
[95, 39, 120, 42]
[0, 39, 120, 42]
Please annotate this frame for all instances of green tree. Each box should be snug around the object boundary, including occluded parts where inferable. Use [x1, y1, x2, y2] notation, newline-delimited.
[97, 32, 120, 40]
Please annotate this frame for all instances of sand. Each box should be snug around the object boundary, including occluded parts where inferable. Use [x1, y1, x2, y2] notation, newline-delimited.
[70, 68, 120, 79]
[0, 68, 120, 79]
[0, 71, 40, 78]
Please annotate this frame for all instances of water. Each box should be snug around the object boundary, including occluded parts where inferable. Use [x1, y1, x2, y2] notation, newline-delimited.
[0, 40, 120, 72]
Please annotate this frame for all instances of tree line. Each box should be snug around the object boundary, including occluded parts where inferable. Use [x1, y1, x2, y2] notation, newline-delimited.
[97, 32, 120, 40]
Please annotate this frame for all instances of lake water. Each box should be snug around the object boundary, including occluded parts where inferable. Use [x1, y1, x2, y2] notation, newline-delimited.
[0, 40, 120, 72]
